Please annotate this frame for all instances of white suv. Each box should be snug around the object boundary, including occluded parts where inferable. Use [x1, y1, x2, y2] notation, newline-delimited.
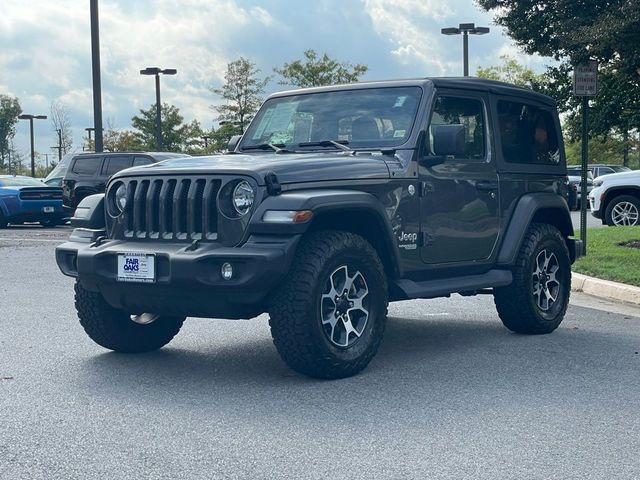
[588, 170, 640, 226]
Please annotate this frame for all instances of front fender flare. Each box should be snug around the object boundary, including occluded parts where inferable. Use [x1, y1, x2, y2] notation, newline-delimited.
[248, 189, 402, 277]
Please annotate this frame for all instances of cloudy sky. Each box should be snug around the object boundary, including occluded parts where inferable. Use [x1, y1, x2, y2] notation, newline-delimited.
[1, 0, 551, 164]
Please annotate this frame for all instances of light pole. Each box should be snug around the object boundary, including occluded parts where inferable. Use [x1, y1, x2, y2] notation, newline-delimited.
[441, 23, 490, 76]
[18, 114, 47, 177]
[140, 67, 177, 151]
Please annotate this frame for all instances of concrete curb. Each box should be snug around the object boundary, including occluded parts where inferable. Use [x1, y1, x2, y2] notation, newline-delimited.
[572, 272, 640, 305]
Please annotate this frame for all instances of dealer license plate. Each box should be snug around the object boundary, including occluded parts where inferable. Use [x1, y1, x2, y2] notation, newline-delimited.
[43, 206, 54, 213]
[117, 253, 156, 283]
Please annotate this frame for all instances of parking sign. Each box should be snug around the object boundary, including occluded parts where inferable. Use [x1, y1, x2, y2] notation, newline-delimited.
[574, 61, 598, 96]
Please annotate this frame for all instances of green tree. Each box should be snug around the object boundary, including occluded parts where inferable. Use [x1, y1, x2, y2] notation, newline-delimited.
[131, 103, 191, 152]
[274, 49, 368, 88]
[103, 128, 144, 152]
[210, 57, 269, 134]
[0, 94, 22, 168]
[476, 0, 639, 67]
[476, 55, 546, 90]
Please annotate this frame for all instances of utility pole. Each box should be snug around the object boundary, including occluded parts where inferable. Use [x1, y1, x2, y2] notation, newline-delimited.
[90, 0, 104, 152]
[56, 128, 62, 161]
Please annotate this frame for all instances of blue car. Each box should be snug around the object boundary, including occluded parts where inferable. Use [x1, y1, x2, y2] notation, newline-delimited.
[0, 175, 65, 228]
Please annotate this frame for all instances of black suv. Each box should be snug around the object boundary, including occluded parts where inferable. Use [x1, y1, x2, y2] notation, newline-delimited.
[62, 152, 189, 213]
[56, 78, 581, 379]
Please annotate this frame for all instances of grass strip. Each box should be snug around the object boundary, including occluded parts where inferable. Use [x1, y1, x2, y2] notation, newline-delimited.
[573, 226, 640, 287]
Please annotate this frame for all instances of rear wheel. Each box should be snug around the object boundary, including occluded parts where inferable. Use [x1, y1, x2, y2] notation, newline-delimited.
[0, 211, 6, 228]
[604, 195, 640, 226]
[268, 231, 388, 379]
[494, 223, 570, 334]
[74, 281, 185, 353]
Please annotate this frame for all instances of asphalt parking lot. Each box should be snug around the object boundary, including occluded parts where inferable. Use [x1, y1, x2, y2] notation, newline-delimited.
[1, 225, 639, 479]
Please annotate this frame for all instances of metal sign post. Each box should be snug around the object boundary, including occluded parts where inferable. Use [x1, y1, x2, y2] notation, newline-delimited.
[573, 61, 598, 256]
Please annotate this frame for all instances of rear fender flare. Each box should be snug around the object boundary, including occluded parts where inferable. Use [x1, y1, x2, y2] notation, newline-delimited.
[497, 193, 574, 265]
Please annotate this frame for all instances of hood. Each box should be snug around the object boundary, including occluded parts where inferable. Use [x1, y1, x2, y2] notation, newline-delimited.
[596, 169, 640, 185]
[114, 152, 392, 185]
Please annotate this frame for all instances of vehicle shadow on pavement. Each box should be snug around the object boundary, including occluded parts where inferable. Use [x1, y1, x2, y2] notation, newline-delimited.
[75, 309, 639, 413]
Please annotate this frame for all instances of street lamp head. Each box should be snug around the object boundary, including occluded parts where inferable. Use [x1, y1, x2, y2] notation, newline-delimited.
[471, 26, 490, 35]
[19, 114, 47, 120]
[443, 23, 490, 35]
[459, 23, 476, 31]
[441, 27, 460, 35]
[140, 67, 161, 75]
[161, 68, 177, 75]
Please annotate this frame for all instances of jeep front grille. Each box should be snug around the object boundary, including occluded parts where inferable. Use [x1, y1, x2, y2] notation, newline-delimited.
[119, 178, 221, 241]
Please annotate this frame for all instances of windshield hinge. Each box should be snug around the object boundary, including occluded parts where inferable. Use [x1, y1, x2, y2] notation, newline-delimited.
[265, 171, 282, 196]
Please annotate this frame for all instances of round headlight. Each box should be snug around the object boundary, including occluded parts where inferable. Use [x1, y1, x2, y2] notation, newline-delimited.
[115, 184, 128, 213]
[232, 181, 255, 216]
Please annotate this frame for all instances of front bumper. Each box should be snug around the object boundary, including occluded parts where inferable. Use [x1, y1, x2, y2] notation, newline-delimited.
[588, 187, 603, 220]
[56, 232, 301, 319]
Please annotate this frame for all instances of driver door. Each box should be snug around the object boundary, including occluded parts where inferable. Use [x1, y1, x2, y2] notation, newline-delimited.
[419, 92, 500, 265]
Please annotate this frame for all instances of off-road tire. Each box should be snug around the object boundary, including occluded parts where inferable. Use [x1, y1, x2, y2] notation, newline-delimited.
[604, 194, 640, 227]
[74, 281, 185, 353]
[494, 223, 570, 334]
[268, 231, 388, 379]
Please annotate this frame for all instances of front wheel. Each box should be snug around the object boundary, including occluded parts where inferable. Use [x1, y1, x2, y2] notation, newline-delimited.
[268, 231, 388, 379]
[604, 195, 640, 226]
[494, 223, 571, 334]
[74, 281, 185, 353]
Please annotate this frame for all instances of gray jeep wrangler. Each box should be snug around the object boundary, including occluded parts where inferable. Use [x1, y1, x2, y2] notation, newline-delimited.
[56, 78, 582, 379]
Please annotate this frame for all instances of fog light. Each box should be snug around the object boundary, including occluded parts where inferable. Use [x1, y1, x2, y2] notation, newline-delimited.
[221, 262, 233, 280]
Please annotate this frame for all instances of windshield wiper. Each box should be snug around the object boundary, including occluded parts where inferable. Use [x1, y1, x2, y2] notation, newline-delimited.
[241, 143, 290, 153]
[297, 140, 353, 153]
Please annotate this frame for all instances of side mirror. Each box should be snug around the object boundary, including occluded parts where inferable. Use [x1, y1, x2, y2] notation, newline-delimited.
[227, 135, 242, 152]
[433, 124, 465, 156]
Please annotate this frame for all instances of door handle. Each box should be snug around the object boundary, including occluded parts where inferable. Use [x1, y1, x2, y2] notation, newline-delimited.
[476, 181, 498, 191]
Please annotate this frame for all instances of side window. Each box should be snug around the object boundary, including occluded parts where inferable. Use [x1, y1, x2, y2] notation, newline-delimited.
[133, 156, 153, 167]
[103, 157, 132, 176]
[428, 96, 486, 160]
[71, 156, 101, 176]
[497, 100, 560, 165]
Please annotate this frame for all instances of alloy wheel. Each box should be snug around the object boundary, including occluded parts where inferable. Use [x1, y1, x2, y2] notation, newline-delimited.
[611, 201, 639, 226]
[532, 249, 560, 311]
[320, 265, 370, 348]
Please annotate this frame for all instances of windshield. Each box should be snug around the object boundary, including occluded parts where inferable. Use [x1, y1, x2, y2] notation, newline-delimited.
[0, 176, 47, 187]
[44, 152, 74, 181]
[241, 86, 422, 151]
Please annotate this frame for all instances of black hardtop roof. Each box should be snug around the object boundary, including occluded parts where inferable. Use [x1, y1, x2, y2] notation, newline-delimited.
[269, 76, 556, 107]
